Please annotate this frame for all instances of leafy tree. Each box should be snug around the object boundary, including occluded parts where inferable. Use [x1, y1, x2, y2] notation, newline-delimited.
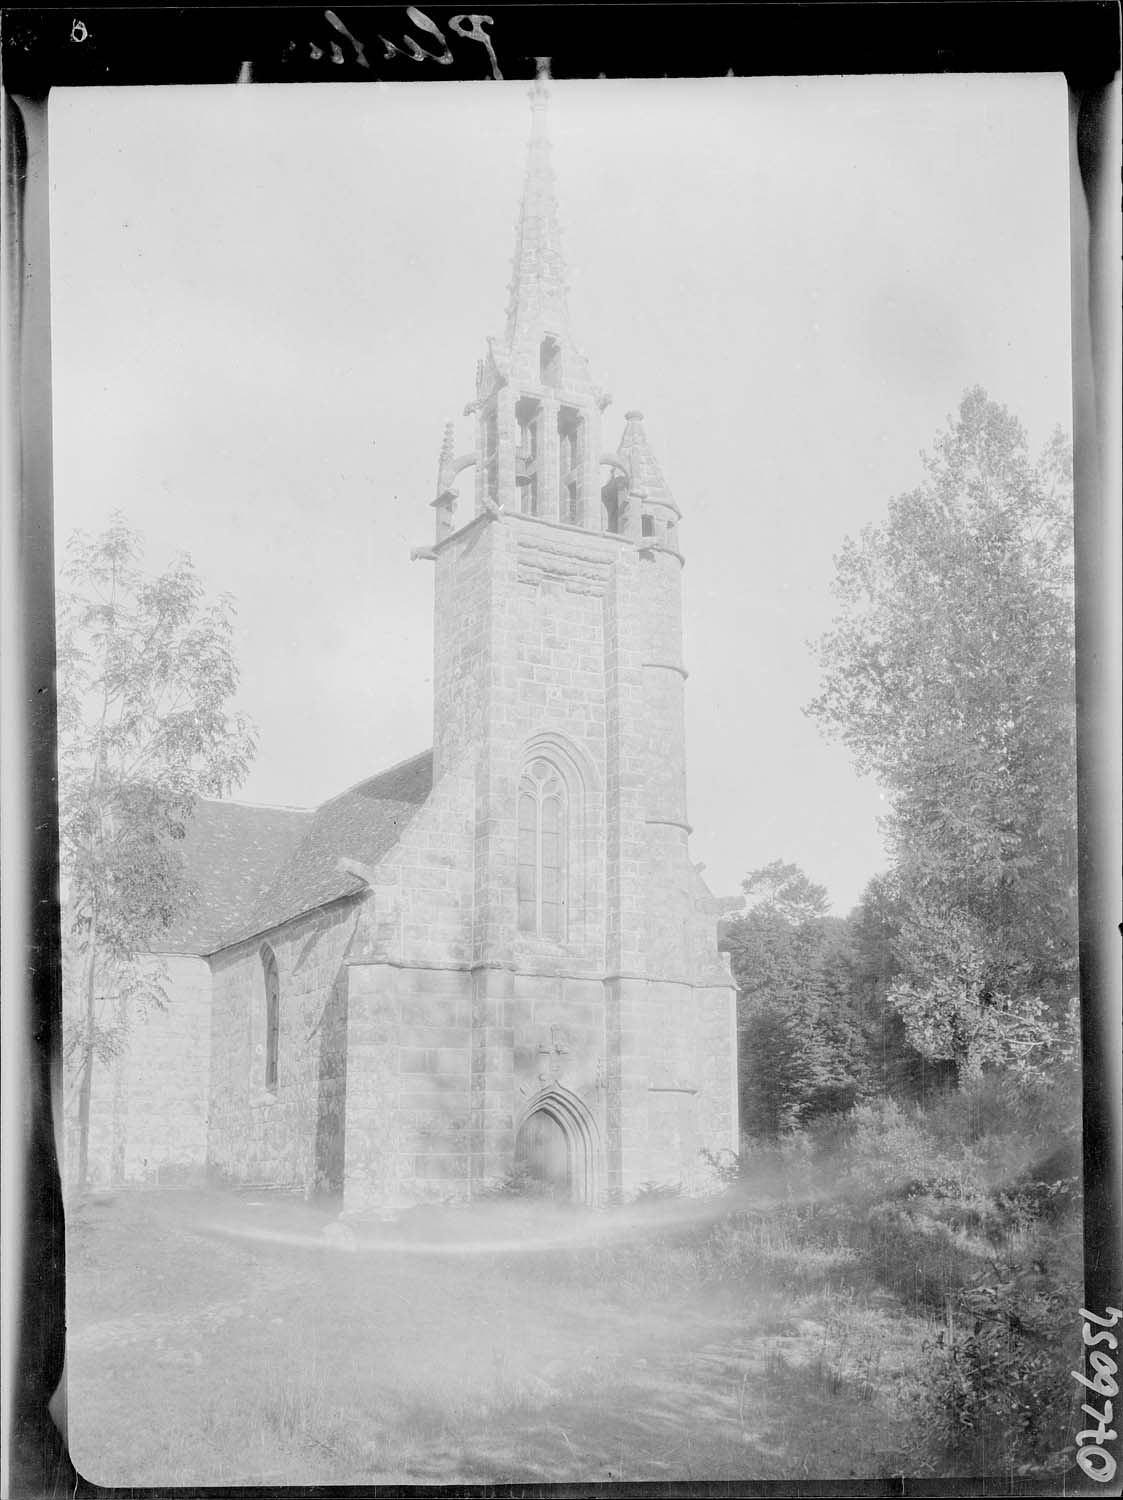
[742, 860, 831, 927]
[57, 516, 256, 1190]
[807, 389, 1076, 1083]
[726, 860, 868, 1138]
[846, 873, 955, 1099]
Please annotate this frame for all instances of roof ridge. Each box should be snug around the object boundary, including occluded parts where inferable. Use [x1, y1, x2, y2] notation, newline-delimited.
[315, 747, 433, 811]
[197, 796, 314, 814]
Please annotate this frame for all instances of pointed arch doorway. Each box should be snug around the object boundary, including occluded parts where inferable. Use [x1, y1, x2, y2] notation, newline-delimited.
[514, 1087, 598, 1205]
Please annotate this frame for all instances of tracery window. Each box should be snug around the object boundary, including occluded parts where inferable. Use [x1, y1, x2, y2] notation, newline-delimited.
[518, 758, 565, 938]
[262, 945, 280, 1092]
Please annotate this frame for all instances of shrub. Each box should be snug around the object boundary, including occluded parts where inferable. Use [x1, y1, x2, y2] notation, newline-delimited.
[634, 1180, 682, 1203]
[911, 1248, 1083, 1475]
[480, 1163, 550, 1199]
[694, 1146, 742, 1192]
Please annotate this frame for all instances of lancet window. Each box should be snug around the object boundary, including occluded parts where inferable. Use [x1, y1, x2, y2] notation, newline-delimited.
[518, 758, 566, 939]
[262, 945, 280, 1092]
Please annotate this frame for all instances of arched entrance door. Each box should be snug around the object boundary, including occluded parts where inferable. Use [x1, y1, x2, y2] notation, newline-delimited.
[513, 1087, 598, 1204]
[515, 1110, 569, 1197]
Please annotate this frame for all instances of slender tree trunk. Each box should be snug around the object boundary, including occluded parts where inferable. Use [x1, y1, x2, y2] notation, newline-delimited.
[74, 909, 99, 1194]
[73, 557, 118, 1195]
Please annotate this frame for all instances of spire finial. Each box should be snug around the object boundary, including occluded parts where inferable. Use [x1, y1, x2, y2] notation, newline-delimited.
[505, 59, 568, 344]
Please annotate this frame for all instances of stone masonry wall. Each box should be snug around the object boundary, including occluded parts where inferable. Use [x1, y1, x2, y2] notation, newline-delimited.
[433, 512, 620, 973]
[352, 753, 477, 969]
[207, 899, 359, 1194]
[342, 960, 473, 1215]
[342, 759, 477, 1213]
[74, 953, 212, 1189]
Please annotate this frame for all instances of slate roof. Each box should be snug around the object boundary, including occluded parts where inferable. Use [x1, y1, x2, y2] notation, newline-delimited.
[236, 750, 433, 947]
[153, 801, 313, 956]
[159, 750, 434, 956]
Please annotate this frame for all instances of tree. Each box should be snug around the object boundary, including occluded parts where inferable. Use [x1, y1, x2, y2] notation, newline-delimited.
[57, 517, 256, 1191]
[726, 861, 868, 1137]
[845, 873, 955, 1100]
[807, 389, 1076, 1082]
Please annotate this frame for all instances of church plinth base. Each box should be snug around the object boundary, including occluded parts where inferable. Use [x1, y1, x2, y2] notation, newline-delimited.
[605, 976, 651, 1201]
[468, 966, 516, 1197]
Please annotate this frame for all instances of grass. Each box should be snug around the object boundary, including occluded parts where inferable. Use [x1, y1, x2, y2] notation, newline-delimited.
[66, 1189, 923, 1484]
[64, 1080, 1083, 1486]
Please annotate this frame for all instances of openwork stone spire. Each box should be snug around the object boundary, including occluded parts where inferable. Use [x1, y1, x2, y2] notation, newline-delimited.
[504, 75, 569, 346]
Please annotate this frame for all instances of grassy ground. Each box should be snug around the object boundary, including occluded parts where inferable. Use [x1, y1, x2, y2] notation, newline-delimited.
[64, 1187, 927, 1486]
[65, 1076, 1085, 1493]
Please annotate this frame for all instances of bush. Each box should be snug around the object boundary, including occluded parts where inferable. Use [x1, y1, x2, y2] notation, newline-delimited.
[480, 1163, 553, 1200]
[694, 1146, 742, 1192]
[634, 1180, 682, 1203]
[911, 1245, 1083, 1475]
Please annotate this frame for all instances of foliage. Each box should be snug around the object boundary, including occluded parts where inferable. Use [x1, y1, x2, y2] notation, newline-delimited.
[912, 1250, 1082, 1476]
[845, 875, 956, 1099]
[57, 515, 256, 1188]
[754, 1083, 1083, 1476]
[726, 861, 871, 1138]
[549, 1078, 1083, 1477]
[807, 390, 1076, 1082]
[695, 1146, 743, 1191]
[482, 1162, 562, 1199]
[634, 1180, 682, 1202]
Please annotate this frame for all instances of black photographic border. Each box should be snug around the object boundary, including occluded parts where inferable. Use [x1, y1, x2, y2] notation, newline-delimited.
[2, 5, 1119, 1496]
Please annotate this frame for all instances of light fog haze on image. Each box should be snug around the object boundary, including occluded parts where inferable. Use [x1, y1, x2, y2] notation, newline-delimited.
[48, 73, 1072, 913]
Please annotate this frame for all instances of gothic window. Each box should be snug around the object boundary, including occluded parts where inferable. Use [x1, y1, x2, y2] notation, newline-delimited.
[518, 758, 565, 939]
[262, 945, 280, 1092]
[558, 407, 583, 525]
[641, 514, 655, 538]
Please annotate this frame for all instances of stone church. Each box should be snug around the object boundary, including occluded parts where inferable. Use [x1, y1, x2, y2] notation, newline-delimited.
[78, 84, 740, 1214]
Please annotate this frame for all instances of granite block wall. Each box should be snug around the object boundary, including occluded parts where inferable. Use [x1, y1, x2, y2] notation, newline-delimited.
[73, 953, 211, 1189]
[206, 900, 357, 1194]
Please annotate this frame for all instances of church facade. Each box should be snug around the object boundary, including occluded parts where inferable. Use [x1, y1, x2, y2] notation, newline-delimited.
[77, 84, 740, 1214]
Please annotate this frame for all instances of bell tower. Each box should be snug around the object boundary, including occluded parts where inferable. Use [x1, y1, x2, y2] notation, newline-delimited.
[419, 76, 738, 1201]
[473, 76, 608, 533]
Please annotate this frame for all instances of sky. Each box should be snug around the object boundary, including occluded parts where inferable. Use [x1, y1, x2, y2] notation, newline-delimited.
[48, 73, 1073, 914]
